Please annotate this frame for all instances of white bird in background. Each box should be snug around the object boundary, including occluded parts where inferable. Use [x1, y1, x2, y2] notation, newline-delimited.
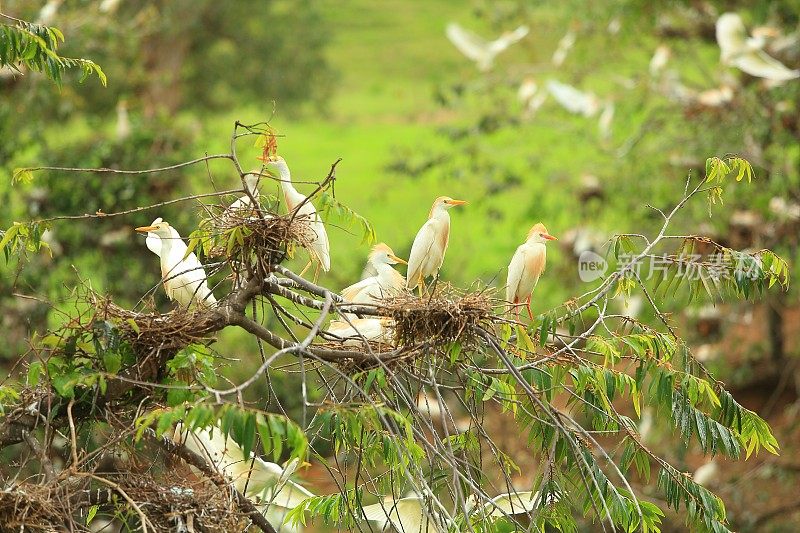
[341, 243, 407, 306]
[135, 220, 217, 308]
[506, 223, 557, 320]
[696, 85, 734, 107]
[517, 77, 548, 118]
[465, 490, 557, 519]
[172, 424, 314, 527]
[265, 156, 330, 279]
[546, 80, 600, 117]
[115, 99, 131, 141]
[406, 196, 467, 295]
[598, 101, 615, 140]
[692, 460, 720, 487]
[551, 30, 576, 67]
[362, 493, 442, 533]
[445, 23, 529, 71]
[326, 317, 393, 345]
[99, 0, 123, 14]
[36, 0, 63, 25]
[649, 45, 671, 77]
[228, 171, 262, 213]
[716, 13, 799, 81]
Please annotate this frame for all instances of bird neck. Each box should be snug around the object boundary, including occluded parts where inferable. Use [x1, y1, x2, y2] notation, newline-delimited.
[430, 205, 450, 222]
[277, 165, 303, 209]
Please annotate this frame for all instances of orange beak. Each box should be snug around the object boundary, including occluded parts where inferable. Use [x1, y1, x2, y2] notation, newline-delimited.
[447, 199, 467, 206]
[388, 254, 408, 265]
[543, 234, 558, 241]
[135, 225, 158, 233]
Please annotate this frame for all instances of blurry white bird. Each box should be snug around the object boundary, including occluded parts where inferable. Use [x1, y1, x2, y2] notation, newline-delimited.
[552, 30, 576, 67]
[546, 80, 600, 117]
[362, 493, 442, 533]
[99, 0, 123, 14]
[465, 490, 557, 519]
[637, 407, 654, 444]
[598, 101, 615, 140]
[341, 243, 406, 306]
[692, 461, 720, 487]
[649, 45, 671, 77]
[115, 99, 131, 141]
[37, 0, 63, 25]
[327, 317, 393, 345]
[607, 17, 621, 35]
[136, 220, 217, 308]
[506, 223, 557, 320]
[173, 424, 314, 510]
[696, 85, 734, 107]
[769, 196, 800, 220]
[716, 13, 799, 81]
[518, 77, 548, 117]
[445, 23, 529, 71]
[266, 156, 330, 278]
[406, 196, 467, 294]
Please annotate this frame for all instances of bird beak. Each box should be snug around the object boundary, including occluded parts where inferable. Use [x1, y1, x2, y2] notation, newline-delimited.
[447, 199, 467, 206]
[543, 234, 558, 241]
[388, 254, 408, 265]
[135, 225, 158, 233]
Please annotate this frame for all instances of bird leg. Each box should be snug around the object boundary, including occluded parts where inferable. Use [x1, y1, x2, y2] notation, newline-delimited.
[298, 259, 313, 278]
[416, 276, 427, 298]
[312, 262, 321, 284]
[526, 296, 534, 321]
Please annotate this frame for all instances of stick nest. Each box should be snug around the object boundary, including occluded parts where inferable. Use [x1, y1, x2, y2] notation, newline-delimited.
[384, 284, 497, 348]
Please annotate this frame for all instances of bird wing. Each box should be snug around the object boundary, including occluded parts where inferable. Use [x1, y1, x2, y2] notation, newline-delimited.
[506, 245, 527, 303]
[263, 478, 315, 509]
[733, 49, 800, 81]
[484, 491, 540, 517]
[716, 13, 749, 61]
[406, 219, 444, 289]
[490, 25, 530, 54]
[363, 497, 433, 533]
[546, 80, 598, 117]
[341, 276, 378, 302]
[296, 203, 331, 271]
[446, 23, 489, 63]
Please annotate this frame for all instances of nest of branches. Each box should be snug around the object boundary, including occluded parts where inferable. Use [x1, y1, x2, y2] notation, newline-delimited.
[211, 207, 312, 275]
[384, 284, 497, 349]
[0, 474, 249, 532]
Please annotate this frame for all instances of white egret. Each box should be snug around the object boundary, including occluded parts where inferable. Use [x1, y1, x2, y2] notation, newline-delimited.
[445, 23, 529, 72]
[649, 45, 671, 77]
[406, 196, 467, 295]
[327, 317, 393, 345]
[518, 77, 547, 117]
[36, 0, 63, 25]
[135, 220, 217, 308]
[552, 30, 576, 67]
[341, 243, 406, 306]
[716, 13, 799, 81]
[696, 85, 734, 107]
[465, 490, 557, 519]
[228, 171, 262, 213]
[362, 493, 442, 533]
[546, 80, 600, 117]
[265, 156, 330, 278]
[506, 223, 557, 320]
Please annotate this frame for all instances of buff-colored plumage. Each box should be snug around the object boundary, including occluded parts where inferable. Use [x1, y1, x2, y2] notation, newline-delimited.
[506, 223, 557, 320]
[406, 196, 467, 292]
[341, 243, 406, 305]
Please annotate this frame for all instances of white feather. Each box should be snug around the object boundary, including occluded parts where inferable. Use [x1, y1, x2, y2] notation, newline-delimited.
[446, 23, 529, 71]
[717, 13, 799, 81]
[546, 80, 600, 117]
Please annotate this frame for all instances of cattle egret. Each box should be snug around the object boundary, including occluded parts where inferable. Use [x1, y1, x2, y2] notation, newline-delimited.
[173, 424, 314, 510]
[327, 318, 393, 345]
[518, 77, 548, 117]
[716, 13, 799, 81]
[135, 220, 217, 308]
[228, 171, 262, 213]
[341, 243, 406, 307]
[546, 80, 600, 117]
[115, 99, 131, 141]
[362, 493, 442, 533]
[552, 30, 576, 67]
[445, 23, 529, 71]
[406, 196, 467, 294]
[598, 101, 615, 140]
[506, 223, 557, 320]
[265, 156, 330, 278]
[649, 45, 671, 77]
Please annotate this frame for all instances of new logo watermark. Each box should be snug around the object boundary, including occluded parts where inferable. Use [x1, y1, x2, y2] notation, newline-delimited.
[578, 251, 608, 282]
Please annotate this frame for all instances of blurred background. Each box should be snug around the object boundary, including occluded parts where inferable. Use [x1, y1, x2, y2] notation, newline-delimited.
[1, 0, 799, 530]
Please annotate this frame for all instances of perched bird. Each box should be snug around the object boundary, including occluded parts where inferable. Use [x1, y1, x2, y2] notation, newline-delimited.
[465, 490, 558, 519]
[135, 220, 217, 308]
[506, 223, 557, 320]
[649, 45, 671, 78]
[341, 243, 407, 306]
[173, 424, 313, 531]
[362, 492, 443, 533]
[228, 171, 262, 213]
[445, 23, 529, 71]
[546, 80, 600, 117]
[551, 30, 576, 67]
[265, 156, 330, 278]
[326, 318, 393, 345]
[716, 13, 799, 81]
[406, 196, 467, 295]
